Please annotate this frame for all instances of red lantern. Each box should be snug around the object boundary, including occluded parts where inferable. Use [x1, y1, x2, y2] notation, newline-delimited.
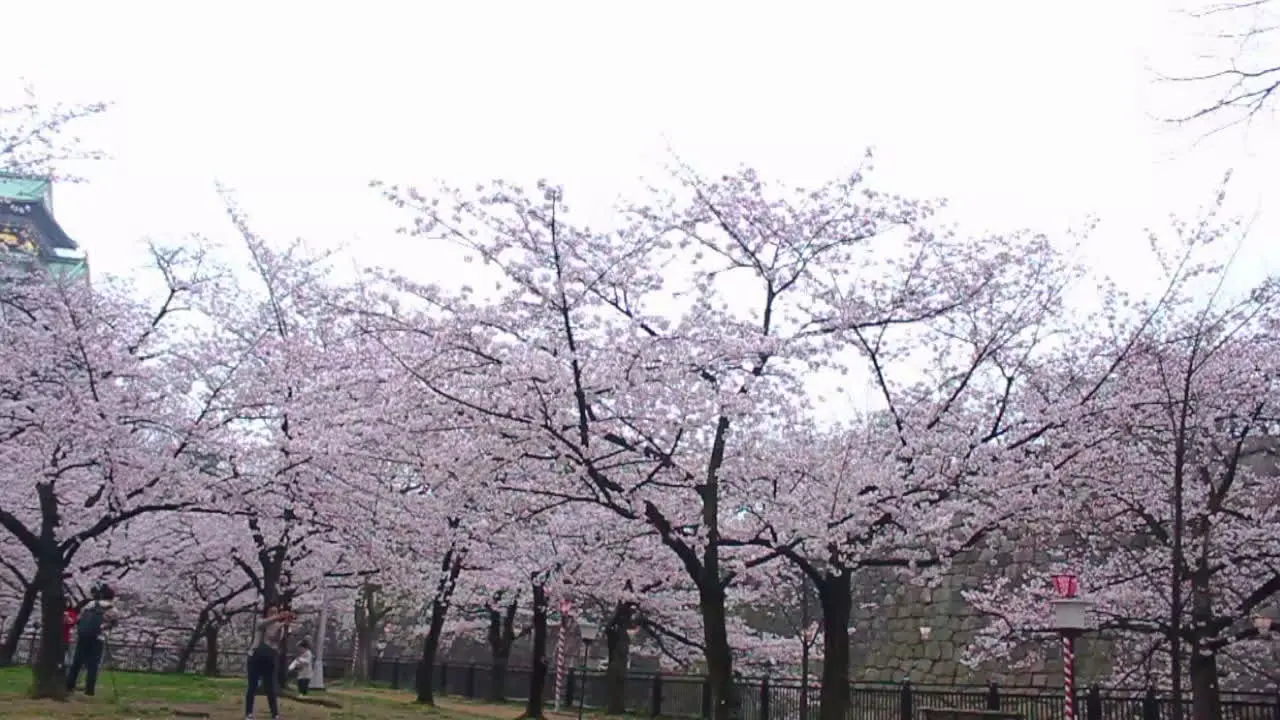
[1052, 573, 1079, 598]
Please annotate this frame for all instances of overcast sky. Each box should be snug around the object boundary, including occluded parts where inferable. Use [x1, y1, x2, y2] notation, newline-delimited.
[5, 1, 1278, 315]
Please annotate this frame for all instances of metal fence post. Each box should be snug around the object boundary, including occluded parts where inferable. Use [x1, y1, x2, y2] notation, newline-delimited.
[26, 628, 38, 666]
[1142, 688, 1159, 720]
[1085, 685, 1102, 720]
[33, 644, 1280, 720]
[759, 676, 771, 720]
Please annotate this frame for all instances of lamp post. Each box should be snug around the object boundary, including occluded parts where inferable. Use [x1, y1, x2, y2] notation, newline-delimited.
[578, 622, 599, 720]
[1254, 614, 1272, 637]
[313, 580, 329, 691]
[554, 599, 573, 712]
[799, 574, 811, 720]
[916, 626, 933, 683]
[626, 626, 639, 670]
[1254, 615, 1277, 681]
[1051, 573, 1093, 720]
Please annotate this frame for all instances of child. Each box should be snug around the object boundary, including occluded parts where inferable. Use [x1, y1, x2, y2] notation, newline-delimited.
[288, 639, 314, 695]
[62, 599, 79, 670]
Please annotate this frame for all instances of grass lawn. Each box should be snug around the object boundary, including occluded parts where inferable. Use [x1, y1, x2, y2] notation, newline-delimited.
[0, 665, 567, 720]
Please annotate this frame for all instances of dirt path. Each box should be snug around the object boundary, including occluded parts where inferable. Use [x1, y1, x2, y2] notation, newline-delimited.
[329, 687, 595, 720]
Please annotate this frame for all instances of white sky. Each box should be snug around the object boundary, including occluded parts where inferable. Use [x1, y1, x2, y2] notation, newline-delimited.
[6, 1, 1279, 340]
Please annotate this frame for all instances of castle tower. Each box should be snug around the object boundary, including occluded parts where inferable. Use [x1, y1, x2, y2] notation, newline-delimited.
[0, 173, 88, 281]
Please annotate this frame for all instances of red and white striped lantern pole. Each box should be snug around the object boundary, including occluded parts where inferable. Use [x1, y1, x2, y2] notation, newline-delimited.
[554, 599, 573, 712]
[1051, 573, 1090, 720]
[1062, 633, 1075, 720]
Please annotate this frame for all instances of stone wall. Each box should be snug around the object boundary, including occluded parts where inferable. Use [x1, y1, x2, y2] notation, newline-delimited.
[435, 546, 1112, 688]
[844, 547, 1109, 688]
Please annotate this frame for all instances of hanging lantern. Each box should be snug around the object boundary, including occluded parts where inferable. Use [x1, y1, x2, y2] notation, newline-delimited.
[1051, 573, 1079, 599]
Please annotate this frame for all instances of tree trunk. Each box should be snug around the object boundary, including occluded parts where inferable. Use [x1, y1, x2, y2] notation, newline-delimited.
[415, 598, 448, 704]
[603, 602, 634, 715]
[489, 649, 510, 702]
[523, 583, 550, 719]
[1188, 549, 1220, 720]
[699, 579, 735, 720]
[416, 543, 464, 705]
[176, 615, 208, 674]
[353, 582, 390, 685]
[0, 581, 37, 665]
[487, 600, 517, 702]
[817, 572, 852, 720]
[697, 417, 736, 720]
[203, 623, 220, 677]
[30, 552, 66, 700]
[1188, 639, 1220, 720]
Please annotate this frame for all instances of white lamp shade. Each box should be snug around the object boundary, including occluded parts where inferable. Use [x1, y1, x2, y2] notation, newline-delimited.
[1254, 615, 1272, 634]
[1052, 598, 1093, 631]
[919, 626, 933, 640]
[579, 622, 599, 642]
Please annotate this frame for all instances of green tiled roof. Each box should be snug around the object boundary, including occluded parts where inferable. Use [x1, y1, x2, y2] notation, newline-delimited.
[0, 174, 51, 204]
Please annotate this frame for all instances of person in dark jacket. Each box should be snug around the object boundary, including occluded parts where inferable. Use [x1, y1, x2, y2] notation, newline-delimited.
[67, 584, 120, 696]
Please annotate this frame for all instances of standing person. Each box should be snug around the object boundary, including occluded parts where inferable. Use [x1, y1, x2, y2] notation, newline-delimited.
[61, 599, 79, 670]
[287, 639, 314, 695]
[245, 604, 294, 720]
[67, 584, 120, 696]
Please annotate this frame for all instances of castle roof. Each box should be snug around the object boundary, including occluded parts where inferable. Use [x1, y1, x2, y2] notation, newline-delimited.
[0, 172, 87, 274]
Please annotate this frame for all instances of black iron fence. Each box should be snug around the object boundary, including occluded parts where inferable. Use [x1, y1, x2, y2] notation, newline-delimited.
[7, 636, 1280, 720]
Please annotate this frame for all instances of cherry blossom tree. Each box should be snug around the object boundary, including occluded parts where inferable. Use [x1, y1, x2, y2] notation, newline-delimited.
[301, 356, 501, 706]
[965, 192, 1280, 720]
[0, 87, 107, 180]
[52, 510, 255, 673]
[157, 516, 258, 675]
[206, 196, 348, 610]
[0, 90, 106, 669]
[0, 538, 36, 665]
[563, 526, 688, 714]
[0, 245, 237, 698]
[1164, 0, 1280, 133]
[372, 157, 1086, 720]
[728, 558, 823, 711]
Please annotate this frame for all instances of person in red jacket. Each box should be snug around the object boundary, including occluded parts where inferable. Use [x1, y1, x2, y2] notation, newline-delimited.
[62, 600, 79, 669]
